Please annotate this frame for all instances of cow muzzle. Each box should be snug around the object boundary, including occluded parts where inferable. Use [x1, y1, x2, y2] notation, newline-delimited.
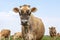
[21, 19, 28, 26]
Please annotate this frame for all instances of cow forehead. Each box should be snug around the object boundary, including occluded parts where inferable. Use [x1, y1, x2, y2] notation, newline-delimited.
[20, 6, 30, 10]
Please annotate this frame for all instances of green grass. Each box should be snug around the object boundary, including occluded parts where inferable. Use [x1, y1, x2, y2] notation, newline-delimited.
[1, 35, 60, 40]
[42, 35, 51, 40]
[42, 35, 60, 40]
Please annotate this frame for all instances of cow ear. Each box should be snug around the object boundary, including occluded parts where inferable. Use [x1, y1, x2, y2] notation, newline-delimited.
[13, 7, 19, 13]
[31, 7, 37, 12]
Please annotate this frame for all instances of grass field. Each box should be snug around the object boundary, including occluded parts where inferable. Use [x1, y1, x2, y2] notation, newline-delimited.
[42, 35, 60, 40]
[1, 35, 60, 40]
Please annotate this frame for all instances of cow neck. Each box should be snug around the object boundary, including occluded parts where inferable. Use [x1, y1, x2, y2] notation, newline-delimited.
[29, 14, 35, 30]
[28, 14, 34, 25]
[22, 24, 33, 34]
[22, 25, 28, 34]
[22, 14, 34, 34]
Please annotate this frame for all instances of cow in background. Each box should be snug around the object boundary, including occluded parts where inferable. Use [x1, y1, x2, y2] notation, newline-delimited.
[0, 29, 11, 40]
[49, 27, 57, 40]
[13, 4, 45, 40]
[57, 33, 60, 37]
[13, 32, 22, 40]
[49, 27, 57, 37]
[0, 32, 1, 39]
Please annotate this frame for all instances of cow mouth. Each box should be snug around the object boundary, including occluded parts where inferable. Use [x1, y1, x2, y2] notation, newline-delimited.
[21, 23, 28, 26]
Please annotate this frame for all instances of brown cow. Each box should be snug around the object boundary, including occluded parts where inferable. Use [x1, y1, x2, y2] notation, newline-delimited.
[25, 30, 37, 40]
[13, 32, 22, 40]
[49, 27, 57, 40]
[49, 27, 57, 37]
[13, 4, 45, 40]
[0, 29, 11, 40]
[57, 33, 60, 37]
[0, 32, 1, 39]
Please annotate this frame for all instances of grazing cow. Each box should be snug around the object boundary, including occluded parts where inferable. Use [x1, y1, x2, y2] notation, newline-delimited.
[57, 33, 60, 37]
[13, 4, 45, 40]
[25, 30, 37, 40]
[0, 32, 1, 39]
[49, 27, 57, 37]
[13, 32, 22, 40]
[0, 29, 11, 40]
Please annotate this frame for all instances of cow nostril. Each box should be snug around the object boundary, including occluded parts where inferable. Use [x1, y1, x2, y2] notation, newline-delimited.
[21, 21, 23, 24]
[21, 20, 28, 23]
[25, 21, 28, 23]
[21, 21, 27, 24]
[21, 21, 28, 26]
[32, 39, 33, 40]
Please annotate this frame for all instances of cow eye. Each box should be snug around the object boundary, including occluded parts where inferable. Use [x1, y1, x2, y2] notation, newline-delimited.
[21, 10, 24, 13]
[26, 10, 31, 15]
[19, 10, 24, 15]
[26, 10, 30, 13]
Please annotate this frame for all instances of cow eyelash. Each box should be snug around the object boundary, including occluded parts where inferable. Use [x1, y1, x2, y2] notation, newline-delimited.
[26, 10, 30, 13]
[26, 10, 31, 15]
[21, 10, 24, 13]
[28, 13, 31, 15]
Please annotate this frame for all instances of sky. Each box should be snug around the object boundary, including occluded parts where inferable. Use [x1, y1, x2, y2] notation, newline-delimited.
[0, 0, 60, 35]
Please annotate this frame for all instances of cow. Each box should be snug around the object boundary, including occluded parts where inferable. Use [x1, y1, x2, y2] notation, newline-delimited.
[13, 4, 45, 40]
[57, 33, 60, 37]
[25, 30, 37, 40]
[13, 32, 22, 40]
[0, 32, 1, 39]
[49, 27, 57, 37]
[0, 29, 11, 40]
[49, 27, 57, 40]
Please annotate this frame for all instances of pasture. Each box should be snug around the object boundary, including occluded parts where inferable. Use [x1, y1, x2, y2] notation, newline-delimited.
[1, 35, 60, 40]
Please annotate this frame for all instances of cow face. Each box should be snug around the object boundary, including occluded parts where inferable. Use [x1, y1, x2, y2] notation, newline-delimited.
[13, 5, 37, 26]
[25, 33, 34, 40]
[49, 27, 56, 33]
[49, 27, 56, 37]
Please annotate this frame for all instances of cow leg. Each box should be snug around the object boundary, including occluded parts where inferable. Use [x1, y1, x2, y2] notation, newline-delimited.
[8, 36, 10, 40]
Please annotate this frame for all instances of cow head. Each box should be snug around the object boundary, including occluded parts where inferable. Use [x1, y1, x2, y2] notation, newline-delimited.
[49, 27, 56, 33]
[49, 27, 56, 37]
[25, 32, 35, 40]
[13, 5, 37, 26]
